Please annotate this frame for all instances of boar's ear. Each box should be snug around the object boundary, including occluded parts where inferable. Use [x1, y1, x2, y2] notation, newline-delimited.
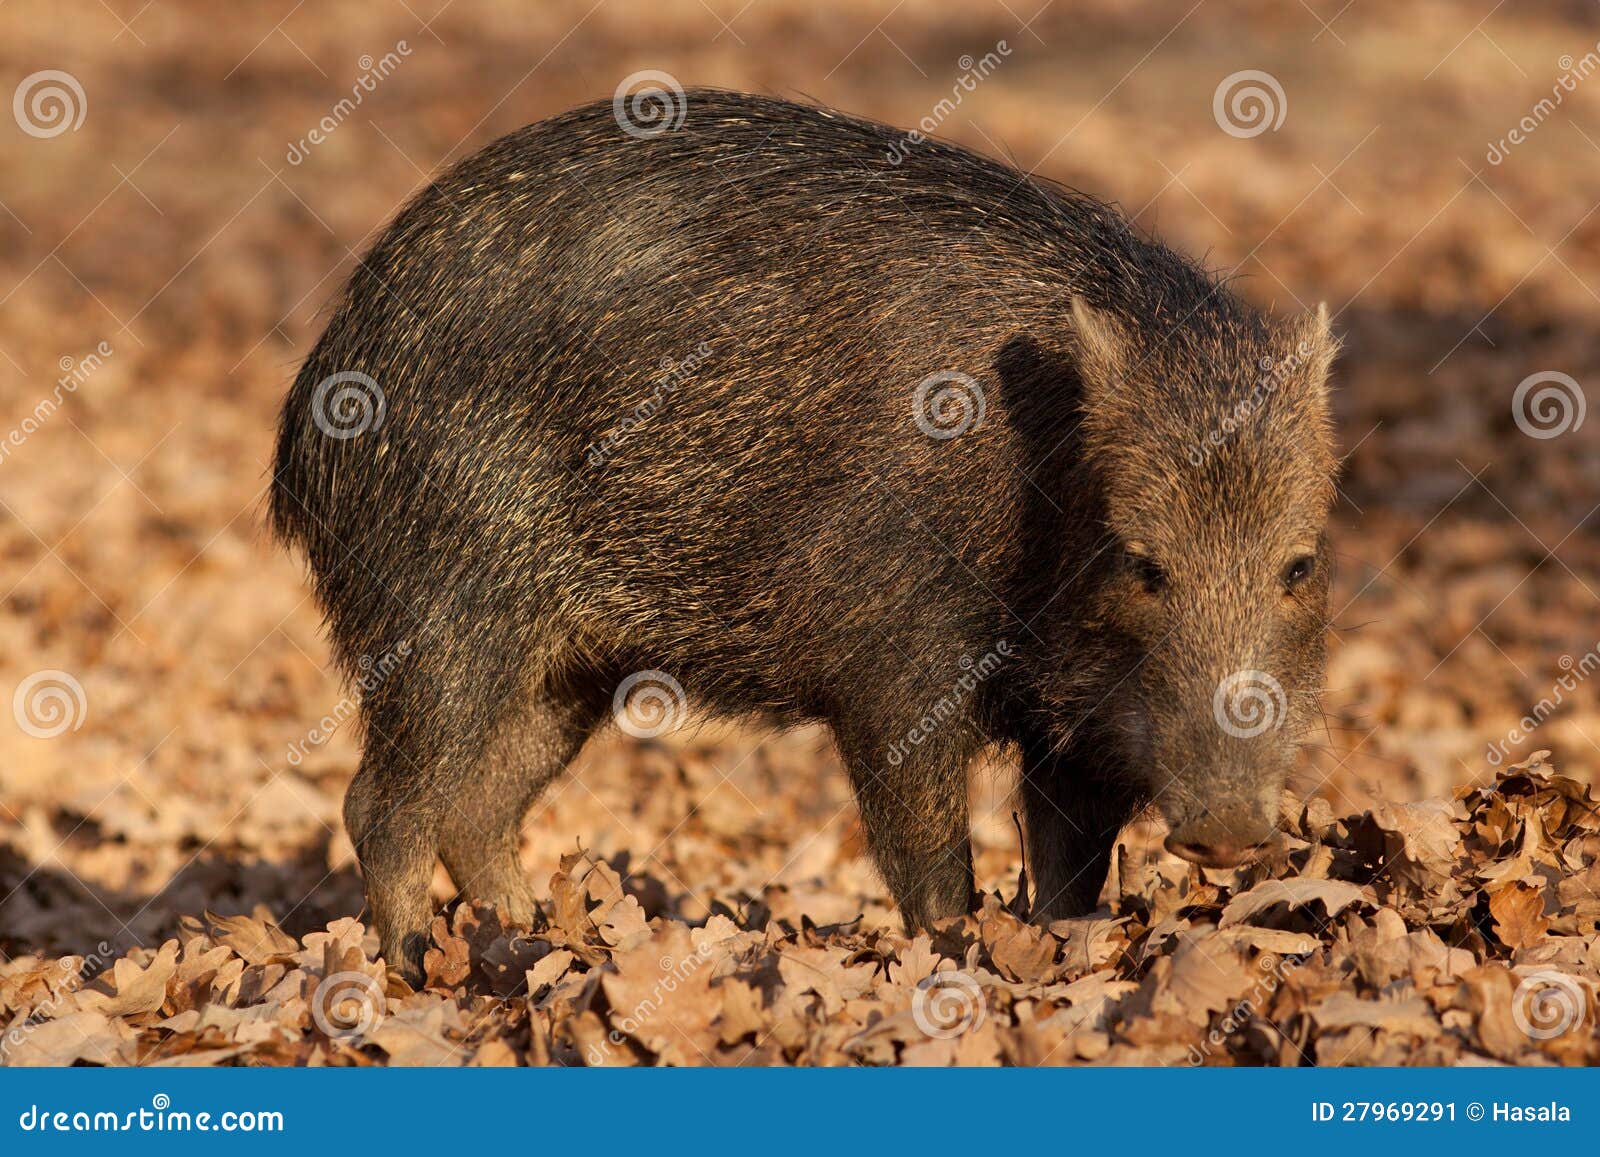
[1069, 296, 1129, 409]
[1286, 302, 1340, 401]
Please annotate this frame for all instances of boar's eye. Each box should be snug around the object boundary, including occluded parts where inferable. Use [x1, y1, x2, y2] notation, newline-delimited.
[1124, 550, 1167, 594]
[1281, 553, 1316, 591]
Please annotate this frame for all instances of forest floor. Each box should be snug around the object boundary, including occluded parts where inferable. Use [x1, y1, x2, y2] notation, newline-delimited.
[1, 0, 1598, 1064]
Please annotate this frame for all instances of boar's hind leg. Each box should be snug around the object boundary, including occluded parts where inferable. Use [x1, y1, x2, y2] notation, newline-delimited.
[834, 723, 977, 932]
[437, 671, 611, 928]
[342, 631, 542, 982]
[1019, 741, 1141, 922]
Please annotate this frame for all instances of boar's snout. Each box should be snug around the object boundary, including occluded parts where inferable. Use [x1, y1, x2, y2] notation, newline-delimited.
[1162, 804, 1276, 868]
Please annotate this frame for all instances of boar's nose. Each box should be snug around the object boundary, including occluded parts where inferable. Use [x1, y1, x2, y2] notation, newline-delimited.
[1163, 811, 1275, 868]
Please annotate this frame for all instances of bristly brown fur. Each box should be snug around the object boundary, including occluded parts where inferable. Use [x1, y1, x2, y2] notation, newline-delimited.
[270, 89, 1339, 978]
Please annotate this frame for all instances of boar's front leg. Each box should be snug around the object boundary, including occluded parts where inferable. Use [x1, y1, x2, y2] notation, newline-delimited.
[1019, 739, 1142, 923]
[833, 717, 977, 932]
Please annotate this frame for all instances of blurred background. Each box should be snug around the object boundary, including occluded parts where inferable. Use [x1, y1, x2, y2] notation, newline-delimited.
[3, 0, 1600, 955]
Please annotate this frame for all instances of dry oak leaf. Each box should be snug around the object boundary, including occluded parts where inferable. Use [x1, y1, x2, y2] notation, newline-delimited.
[717, 977, 768, 1047]
[1367, 800, 1463, 890]
[369, 1001, 464, 1066]
[1220, 878, 1369, 928]
[598, 895, 651, 950]
[1049, 916, 1130, 975]
[1489, 880, 1551, 950]
[1157, 931, 1259, 1027]
[1311, 991, 1439, 1036]
[888, 935, 941, 989]
[205, 910, 297, 965]
[423, 916, 471, 989]
[986, 920, 1058, 984]
[602, 923, 720, 1065]
[77, 939, 179, 1018]
[1, 1009, 137, 1066]
[525, 949, 576, 1001]
[1453, 964, 1536, 1061]
[775, 944, 877, 1018]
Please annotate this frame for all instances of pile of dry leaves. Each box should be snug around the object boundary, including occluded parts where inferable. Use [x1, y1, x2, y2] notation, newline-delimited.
[3, 753, 1594, 1067]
